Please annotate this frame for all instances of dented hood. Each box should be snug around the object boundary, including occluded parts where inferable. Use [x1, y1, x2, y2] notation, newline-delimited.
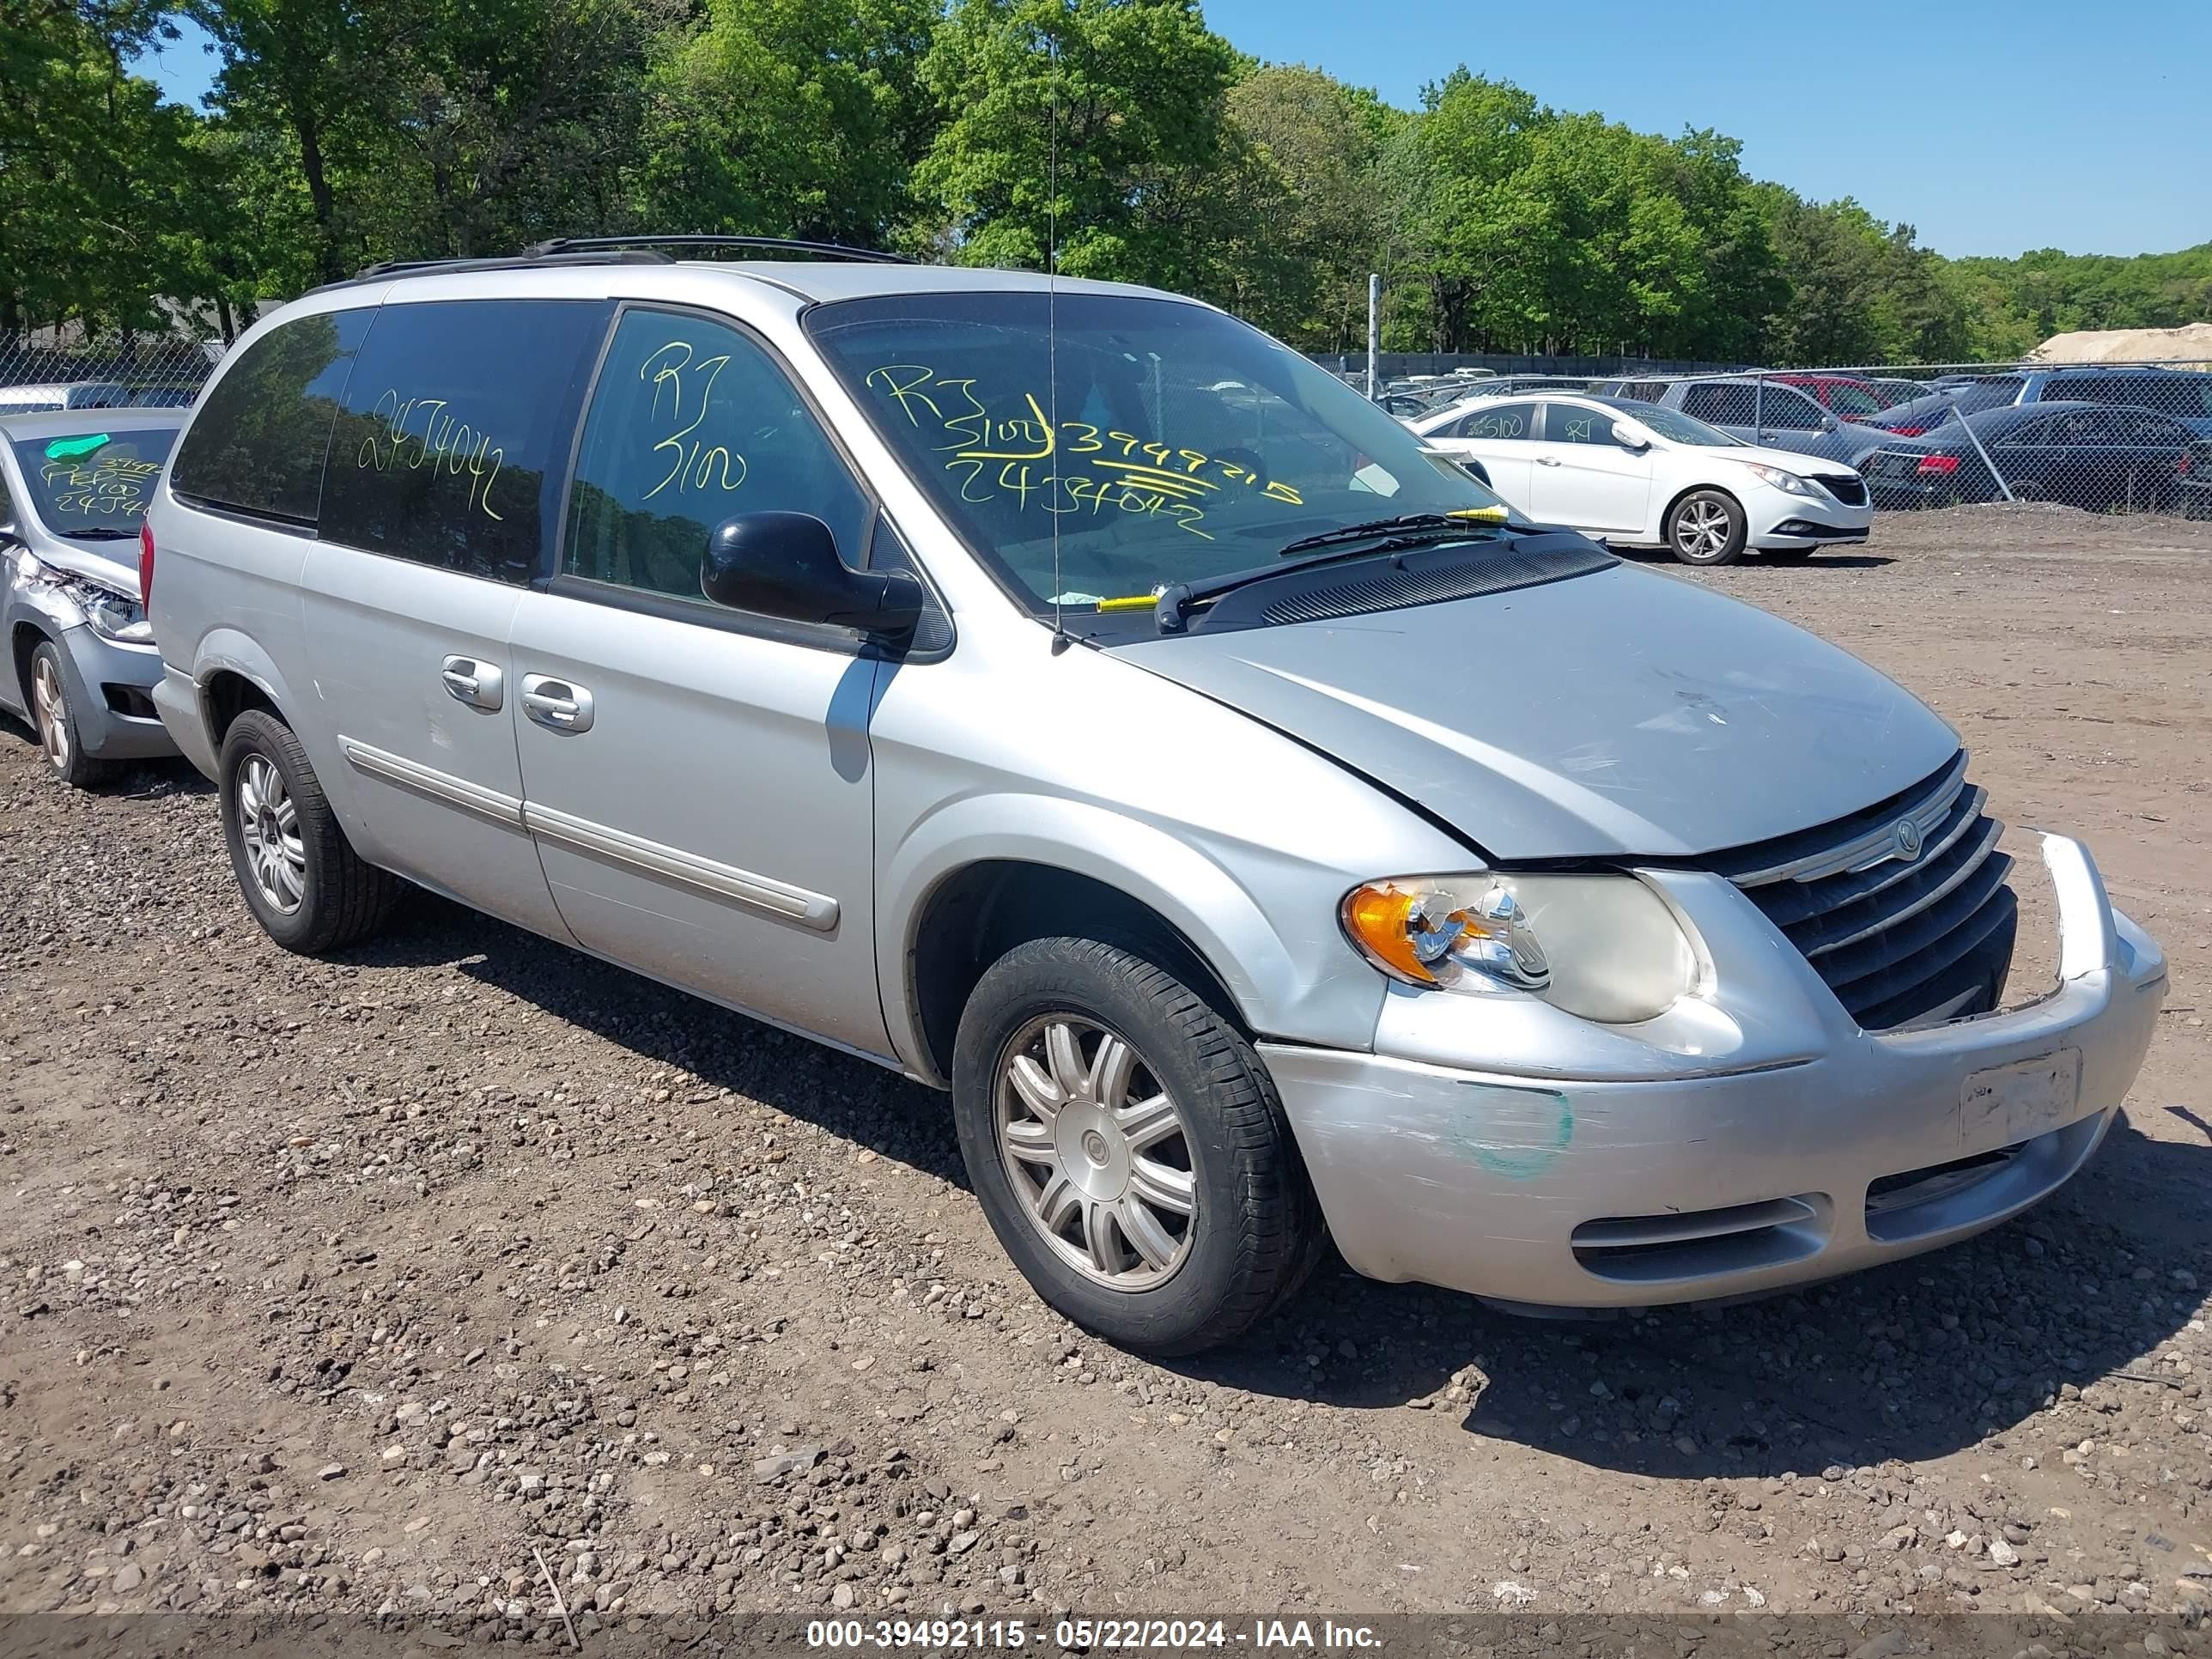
[1116, 562, 1959, 860]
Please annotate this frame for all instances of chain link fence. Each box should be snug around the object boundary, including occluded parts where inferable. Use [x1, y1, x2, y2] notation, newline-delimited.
[0, 337, 222, 414]
[1399, 360, 2212, 521]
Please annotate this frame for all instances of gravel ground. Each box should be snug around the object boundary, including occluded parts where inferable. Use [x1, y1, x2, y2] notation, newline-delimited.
[1, 503, 2209, 1641]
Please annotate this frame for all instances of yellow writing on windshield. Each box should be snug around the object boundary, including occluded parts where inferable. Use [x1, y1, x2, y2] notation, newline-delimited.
[863, 364, 1307, 541]
[357, 389, 506, 520]
[40, 452, 160, 517]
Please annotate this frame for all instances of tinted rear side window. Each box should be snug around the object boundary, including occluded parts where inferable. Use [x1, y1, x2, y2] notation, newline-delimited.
[320, 299, 611, 584]
[171, 309, 373, 524]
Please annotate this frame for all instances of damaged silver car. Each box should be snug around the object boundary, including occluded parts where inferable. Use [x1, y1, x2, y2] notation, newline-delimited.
[144, 248, 2166, 1354]
[1, 412, 180, 786]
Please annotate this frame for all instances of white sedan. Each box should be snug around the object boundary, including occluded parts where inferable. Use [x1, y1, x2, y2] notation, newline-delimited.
[1412, 392, 1875, 566]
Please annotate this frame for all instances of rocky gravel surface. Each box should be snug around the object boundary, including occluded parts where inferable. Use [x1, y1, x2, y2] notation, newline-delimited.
[1, 505, 2209, 1646]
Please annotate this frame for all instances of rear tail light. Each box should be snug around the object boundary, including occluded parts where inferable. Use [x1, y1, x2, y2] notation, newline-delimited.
[2179, 452, 2195, 476]
[1889, 425, 1928, 437]
[138, 519, 155, 608]
[1916, 454, 1962, 477]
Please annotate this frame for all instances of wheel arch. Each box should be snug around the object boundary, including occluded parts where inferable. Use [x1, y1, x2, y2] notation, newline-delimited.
[191, 630, 298, 750]
[883, 802, 1328, 1089]
[9, 618, 53, 712]
[1662, 479, 1745, 534]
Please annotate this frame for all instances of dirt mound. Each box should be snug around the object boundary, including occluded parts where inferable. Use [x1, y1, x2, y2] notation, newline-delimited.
[2028, 322, 2212, 363]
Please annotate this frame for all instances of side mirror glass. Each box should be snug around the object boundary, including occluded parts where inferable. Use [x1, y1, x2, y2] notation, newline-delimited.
[700, 512, 923, 638]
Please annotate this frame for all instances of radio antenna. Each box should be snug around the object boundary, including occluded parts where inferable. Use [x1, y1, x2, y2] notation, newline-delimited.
[1046, 19, 1069, 654]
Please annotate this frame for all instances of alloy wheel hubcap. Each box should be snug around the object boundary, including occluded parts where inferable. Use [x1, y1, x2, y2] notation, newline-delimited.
[1677, 500, 1730, 556]
[995, 1014, 1198, 1289]
[32, 657, 68, 770]
[236, 754, 307, 915]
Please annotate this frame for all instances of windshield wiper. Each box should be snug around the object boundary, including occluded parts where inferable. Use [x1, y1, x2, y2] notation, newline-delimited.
[1155, 519, 1510, 634]
[1275, 514, 1490, 557]
[60, 526, 139, 541]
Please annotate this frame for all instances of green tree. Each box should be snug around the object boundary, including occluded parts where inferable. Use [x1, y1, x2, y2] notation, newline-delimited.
[636, 0, 937, 246]
[179, 0, 391, 283]
[1400, 70, 1550, 351]
[0, 1, 210, 335]
[1218, 64, 1398, 349]
[912, 0, 1242, 289]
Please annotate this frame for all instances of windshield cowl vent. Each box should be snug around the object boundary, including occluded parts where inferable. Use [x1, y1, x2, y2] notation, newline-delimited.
[1239, 538, 1616, 629]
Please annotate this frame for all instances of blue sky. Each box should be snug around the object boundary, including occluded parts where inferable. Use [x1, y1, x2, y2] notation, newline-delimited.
[134, 2, 2210, 260]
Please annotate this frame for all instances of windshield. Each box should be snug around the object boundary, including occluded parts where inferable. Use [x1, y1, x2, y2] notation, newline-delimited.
[805, 291, 1512, 619]
[1623, 404, 1741, 447]
[10, 428, 177, 537]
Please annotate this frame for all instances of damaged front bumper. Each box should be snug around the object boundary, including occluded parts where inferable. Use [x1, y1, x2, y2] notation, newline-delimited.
[1261, 833, 2166, 1310]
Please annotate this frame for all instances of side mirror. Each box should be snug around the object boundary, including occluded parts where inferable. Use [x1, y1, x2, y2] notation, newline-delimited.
[701, 512, 924, 638]
[1819, 414, 1838, 433]
[1611, 422, 1649, 450]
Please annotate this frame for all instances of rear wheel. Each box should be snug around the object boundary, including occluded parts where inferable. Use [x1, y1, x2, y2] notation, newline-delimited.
[28, 641, 116, 789]
[1665, 489, 1747, 565]
[951, 936, 1322, 1355]
[219, 708, 399, 953]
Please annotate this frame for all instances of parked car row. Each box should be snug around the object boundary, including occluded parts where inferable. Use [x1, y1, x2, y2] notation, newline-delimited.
[0, 244, 2166, 1360]
[1406, 362, 2212, 549]
[1860, 401, 2212, 514]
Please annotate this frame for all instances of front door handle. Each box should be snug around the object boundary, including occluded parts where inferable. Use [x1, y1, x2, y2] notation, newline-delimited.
[441, 655, 503, 711]
[520, 673, 594, 733]
[1536, 455, 1563, 466]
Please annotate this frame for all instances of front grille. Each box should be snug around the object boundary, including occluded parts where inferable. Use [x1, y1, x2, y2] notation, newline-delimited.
[1810, 472, 1869, 506]
[1705, 751, 2018, 1030]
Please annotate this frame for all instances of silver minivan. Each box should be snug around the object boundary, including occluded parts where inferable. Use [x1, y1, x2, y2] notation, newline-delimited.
[144, 243, 2167, 1354]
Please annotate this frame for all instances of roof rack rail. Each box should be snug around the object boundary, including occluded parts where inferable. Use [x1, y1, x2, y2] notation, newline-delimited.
[523, 234, 916, 265]
[340, 234, 913, 289]
[349, 248, 674, 282]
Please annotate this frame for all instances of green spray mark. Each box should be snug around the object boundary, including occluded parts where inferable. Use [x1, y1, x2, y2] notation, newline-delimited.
[45, 434, 112, 460]
[1456, 1083, 1575, 1180]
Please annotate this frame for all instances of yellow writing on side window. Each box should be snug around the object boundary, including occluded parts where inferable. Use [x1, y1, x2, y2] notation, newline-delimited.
[639, 340, 746, 500]
[357, 390, 507, 521]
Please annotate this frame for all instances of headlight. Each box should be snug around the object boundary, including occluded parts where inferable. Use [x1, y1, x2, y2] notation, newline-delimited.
[1736, 461, 1816, 497]
[14, 551, 152, 643]
[1341, 873, 1698, 1024]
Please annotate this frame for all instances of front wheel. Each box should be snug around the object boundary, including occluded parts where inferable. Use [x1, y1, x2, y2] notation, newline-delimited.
[1666, 489, 1747, 565]
[27, 641, 117, 789]
[951, 937, 1322, 1355]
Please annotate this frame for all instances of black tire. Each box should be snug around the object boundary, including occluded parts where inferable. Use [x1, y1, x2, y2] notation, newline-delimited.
[26, 640, 118, 789]
[1665, 488, 1747, 565]
[218, 708, 398, 953]
[951, 936, 1322, 1356]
